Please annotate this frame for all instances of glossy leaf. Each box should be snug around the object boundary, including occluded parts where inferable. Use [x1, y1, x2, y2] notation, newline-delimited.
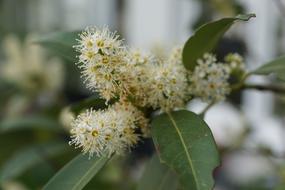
[35, 31, 79, 62]
[0, 141, 67, 182]
[43, 154, 109, 190]
[137, 155, 178, 190]
[182, 13, 255, 70]
[0, 116, 61, 133]
[151, 110, 220, 190]
[251, 55, 285, 81]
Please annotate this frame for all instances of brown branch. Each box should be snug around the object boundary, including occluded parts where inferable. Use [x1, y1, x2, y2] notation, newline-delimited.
[241, 83, 285, 94]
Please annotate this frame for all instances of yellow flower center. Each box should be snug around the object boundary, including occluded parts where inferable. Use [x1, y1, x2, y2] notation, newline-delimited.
[162, 71, 169, 76]
[123, 127, 134, 135]
[91, 66, 97, 73]
[169, 91, 175, 96]
[171, 78, 176, 84]
[157, 83, 163, 90]
[86, 40, 93, 48]
[102, 56, 110, 64]
[86, 51, 95, 59]
[91, 130, 99, 137]
[104, 74, 111, 80]
[209, 83, 215, 89]
[105, 134, 112, 141]
[99, 121, 105, 127]
[111, 123, 116, 128]
[96, 40, 105, 48]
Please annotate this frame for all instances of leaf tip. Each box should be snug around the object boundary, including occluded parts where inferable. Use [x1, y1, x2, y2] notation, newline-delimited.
[236, 13, 256, 21]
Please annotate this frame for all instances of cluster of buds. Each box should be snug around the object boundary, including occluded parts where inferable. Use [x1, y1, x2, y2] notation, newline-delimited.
[189, 53, 231, 103]
[225, 53, 245, 71]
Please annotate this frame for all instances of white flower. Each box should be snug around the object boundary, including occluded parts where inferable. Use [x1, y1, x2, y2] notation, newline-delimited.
[75, 26, 125, 59]
[69, 101, 148, 157]
[189, 53, 230, 103]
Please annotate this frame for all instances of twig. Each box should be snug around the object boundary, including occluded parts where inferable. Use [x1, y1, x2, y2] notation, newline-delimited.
[241, 83, 285, 94]
[230, 72, 251, 91]
[199, 102, 215, 117]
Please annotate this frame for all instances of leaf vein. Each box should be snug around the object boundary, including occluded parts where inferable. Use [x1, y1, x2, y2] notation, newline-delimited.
[167, 112, 200, 190]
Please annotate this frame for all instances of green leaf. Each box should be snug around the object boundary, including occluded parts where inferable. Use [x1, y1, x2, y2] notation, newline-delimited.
[70, 94, 108, 115]
[35, 31, 79, 62]
[137, 155, 178, 190]
[182, 13, 255, 70]
[0, 116, 60, 133]
[0, 141, 67, 182]
[251, 55, 285, 81]
[151, 110, 220, 190]
[43, 154, 109, 190]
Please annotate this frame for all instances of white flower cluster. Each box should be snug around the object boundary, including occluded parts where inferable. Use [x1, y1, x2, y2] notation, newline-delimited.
[189, 53, 231, 103]
[74, 27, 128, 101]
[72, 26, 239, 157]
[75, 27, 188, 111]
[69, 101, 148, 157]
[72, 26, 189, 157]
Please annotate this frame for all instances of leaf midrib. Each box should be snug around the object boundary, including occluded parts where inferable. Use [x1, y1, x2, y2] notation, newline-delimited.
[72, 156, 105, 190]
[167, 112, 200, 190]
